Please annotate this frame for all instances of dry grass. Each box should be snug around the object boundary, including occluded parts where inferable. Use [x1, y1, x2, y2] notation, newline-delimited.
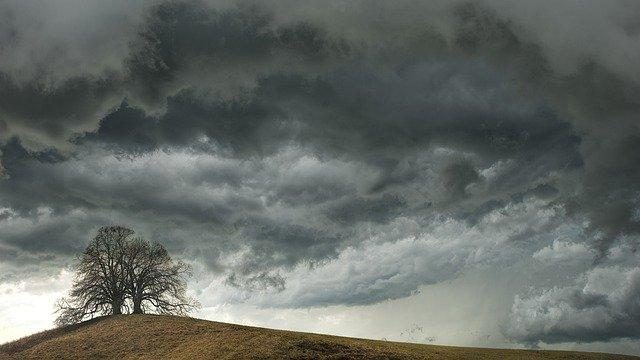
[0, 315, 636, 360]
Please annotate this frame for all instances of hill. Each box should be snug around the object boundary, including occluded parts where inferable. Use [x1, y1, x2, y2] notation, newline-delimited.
[0, 315, 636, 360]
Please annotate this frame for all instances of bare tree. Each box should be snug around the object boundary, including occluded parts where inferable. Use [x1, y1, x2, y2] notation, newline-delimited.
[55, 226, 132, 326]
[124, 237, 198, 315]
[55, 226, 197, 326]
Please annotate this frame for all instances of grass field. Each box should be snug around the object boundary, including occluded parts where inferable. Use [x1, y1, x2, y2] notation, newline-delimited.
[0, 314, 636, 359]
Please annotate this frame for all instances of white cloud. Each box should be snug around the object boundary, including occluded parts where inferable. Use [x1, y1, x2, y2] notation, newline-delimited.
[506, 266, 640, 344]
[196, 197, 564, 308]
[532, 239, 594, 266]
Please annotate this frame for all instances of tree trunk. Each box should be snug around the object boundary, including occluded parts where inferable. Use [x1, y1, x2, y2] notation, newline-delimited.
[133, 300, 143, 314]
[112, 301, 122, 315]
[133, 292, 143, 314]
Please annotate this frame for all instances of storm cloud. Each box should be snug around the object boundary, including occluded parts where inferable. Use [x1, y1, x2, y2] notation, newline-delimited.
[506, 265, 640, 345]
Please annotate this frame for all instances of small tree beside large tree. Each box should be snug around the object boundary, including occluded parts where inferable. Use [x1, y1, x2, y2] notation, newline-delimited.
[55, 226, 198, 326]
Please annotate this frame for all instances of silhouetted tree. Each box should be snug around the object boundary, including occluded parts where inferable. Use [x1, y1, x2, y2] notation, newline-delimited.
[55, 226, 197, 326]
[124, 237, 196, 315]
[55, 226, 132, 326]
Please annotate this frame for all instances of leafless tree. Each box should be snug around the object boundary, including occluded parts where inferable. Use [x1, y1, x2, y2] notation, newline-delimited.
[124, 237, 198, 315]
[55, 226, 132, 326]
[55, 226, 197, 326]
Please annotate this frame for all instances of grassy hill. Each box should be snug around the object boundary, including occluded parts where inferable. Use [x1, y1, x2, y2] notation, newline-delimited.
[0, 315, 636, 360]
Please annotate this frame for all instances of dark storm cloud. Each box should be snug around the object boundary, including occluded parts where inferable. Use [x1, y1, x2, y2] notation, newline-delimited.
[0, 138, 103, 213]
[158, 88, 283, 155]
[73, 101, 158, 155]
[452, 3, 551, 82]
[441, 161, 481, 200]
[237, 216, 343, 271]
[0, 0, 346, 146]
[0, 206, 113, 272]
[453, 183, 561, 225]
[125, 0, 348, 103]
[81, 58, 582, 170]
[268, 177, 350, 207]
[455, 199, 505, 225]
[0, 137, 264, 222]
[563, 65, 640, 253]
[511, 184, 560, 204]
[3, 219, 88, 256]
[1, 0, 585, 273]
[226, 272, 286, 292]
[0, 72, 121, 142]
[0, 0, 144, 145]
[124, 1, 276, 101]
[326, 194, 406, 225]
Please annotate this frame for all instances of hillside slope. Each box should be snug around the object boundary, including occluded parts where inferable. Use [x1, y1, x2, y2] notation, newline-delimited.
[0, 315, 636, 360]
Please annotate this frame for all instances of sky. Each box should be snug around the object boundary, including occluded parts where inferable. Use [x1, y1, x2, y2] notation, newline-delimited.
[0, 0, 640, 355]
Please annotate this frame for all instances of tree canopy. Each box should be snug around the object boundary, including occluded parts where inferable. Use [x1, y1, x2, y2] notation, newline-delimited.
[55, 226, 198, 326]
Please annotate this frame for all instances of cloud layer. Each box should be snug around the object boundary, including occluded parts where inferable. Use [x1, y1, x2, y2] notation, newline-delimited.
[507, 265, 640, 344]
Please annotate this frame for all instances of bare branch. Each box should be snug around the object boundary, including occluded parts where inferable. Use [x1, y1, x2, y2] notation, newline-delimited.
[55, 226, 198, 326]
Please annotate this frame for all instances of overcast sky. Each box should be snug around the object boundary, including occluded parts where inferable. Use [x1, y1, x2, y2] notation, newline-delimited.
[1, 0, 640, 355]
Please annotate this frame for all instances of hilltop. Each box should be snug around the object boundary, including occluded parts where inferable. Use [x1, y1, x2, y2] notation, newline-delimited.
[0, 315, 636, 359]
